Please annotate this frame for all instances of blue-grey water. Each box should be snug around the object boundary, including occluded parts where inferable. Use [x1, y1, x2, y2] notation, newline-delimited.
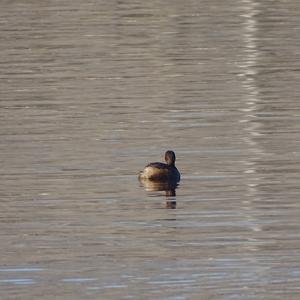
[1, 1, 300, 299]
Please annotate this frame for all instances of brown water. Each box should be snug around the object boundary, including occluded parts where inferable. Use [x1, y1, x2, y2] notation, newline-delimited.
[1, 1, 300, 299]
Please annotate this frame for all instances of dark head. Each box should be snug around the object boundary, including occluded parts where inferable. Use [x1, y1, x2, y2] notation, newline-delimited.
[165, 150, 176, 166]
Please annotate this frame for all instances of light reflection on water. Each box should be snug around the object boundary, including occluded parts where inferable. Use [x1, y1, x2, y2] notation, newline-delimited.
[1, 0, 300, 299]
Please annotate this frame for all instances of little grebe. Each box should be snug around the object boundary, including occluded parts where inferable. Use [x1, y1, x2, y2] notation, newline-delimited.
[139, 150, 180, 182]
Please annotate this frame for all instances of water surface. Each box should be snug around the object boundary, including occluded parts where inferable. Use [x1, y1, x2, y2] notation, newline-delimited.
[1, 0, 300, 299]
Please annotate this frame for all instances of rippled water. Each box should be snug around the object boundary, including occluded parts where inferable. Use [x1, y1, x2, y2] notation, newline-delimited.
[1, 1, 300, 299]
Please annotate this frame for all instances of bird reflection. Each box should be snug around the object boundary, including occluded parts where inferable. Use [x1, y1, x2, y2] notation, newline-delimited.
[139, 179, 178, 209]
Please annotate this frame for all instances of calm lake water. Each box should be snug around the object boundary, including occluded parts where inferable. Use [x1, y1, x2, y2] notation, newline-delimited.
[1, 1, 300, 299]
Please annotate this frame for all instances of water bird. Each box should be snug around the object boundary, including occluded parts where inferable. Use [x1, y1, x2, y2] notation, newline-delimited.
[139, 150, 180, 182]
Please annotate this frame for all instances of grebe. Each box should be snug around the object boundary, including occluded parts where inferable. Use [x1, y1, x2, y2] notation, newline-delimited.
[139, 150, 180, 182]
